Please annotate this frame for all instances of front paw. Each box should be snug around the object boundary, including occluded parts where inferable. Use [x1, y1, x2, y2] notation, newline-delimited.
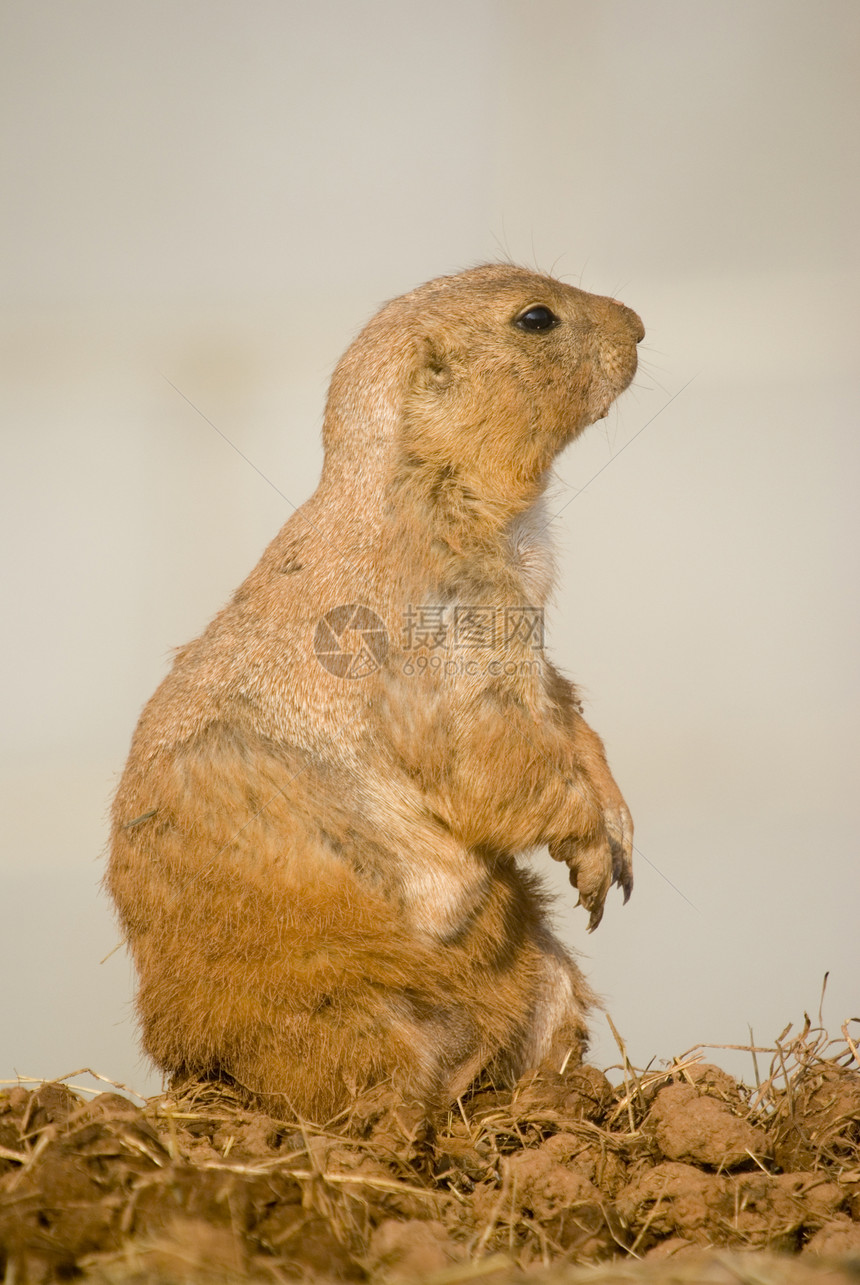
[549, 833, 612, 931]
[549, 807, 633, 933]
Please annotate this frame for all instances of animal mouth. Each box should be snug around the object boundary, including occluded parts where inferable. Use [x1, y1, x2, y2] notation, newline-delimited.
[587, 395, 615, 425]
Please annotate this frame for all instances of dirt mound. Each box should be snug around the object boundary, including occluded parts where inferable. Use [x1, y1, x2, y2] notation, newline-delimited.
[1, 1021, 858, 1283]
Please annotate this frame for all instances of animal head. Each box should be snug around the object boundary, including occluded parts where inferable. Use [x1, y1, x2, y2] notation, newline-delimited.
[322, 264, 643, 525]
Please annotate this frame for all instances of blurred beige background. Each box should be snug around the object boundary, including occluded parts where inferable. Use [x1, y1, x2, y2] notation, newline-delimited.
[1, 0, 857, 1095]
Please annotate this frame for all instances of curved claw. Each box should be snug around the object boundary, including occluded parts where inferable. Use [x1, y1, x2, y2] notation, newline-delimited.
[604, 804, 634, 905]
[552, 834, 612, 932]
[569, 867, 607, 933]
[551, 803, 633, 930]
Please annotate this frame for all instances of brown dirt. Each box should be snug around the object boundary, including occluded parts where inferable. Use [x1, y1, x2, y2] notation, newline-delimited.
[1, 1021, 858, 1284]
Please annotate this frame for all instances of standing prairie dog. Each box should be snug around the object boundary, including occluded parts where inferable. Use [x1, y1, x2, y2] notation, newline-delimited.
[108, 264, 643, 1122]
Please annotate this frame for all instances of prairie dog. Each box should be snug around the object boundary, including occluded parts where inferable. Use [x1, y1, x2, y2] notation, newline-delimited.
[108, 264, 643, 1121]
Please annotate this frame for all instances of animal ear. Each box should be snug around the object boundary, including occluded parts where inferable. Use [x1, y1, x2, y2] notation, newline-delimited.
[419, 335, 452, 390]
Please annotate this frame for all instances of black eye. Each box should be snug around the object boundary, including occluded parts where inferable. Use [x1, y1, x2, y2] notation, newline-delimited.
[514, 304, 561, 332]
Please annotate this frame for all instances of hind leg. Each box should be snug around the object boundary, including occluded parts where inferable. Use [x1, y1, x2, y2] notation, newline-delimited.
[517, 935, 594, 1074]
[423, 858, 595, 1093]
[482, 864, 594, 1078]
[127, 873, 486, 1123]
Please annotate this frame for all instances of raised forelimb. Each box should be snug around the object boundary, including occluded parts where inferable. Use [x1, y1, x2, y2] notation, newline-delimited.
[541, 672, 633, 931]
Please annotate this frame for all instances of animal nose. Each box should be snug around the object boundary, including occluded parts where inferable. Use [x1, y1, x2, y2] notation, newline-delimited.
[609, 299, 645, 343]
[622, 305, 645, 343]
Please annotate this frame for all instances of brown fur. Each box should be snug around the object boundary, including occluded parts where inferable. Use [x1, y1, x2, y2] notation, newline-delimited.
[107, 264, 643, 1122]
